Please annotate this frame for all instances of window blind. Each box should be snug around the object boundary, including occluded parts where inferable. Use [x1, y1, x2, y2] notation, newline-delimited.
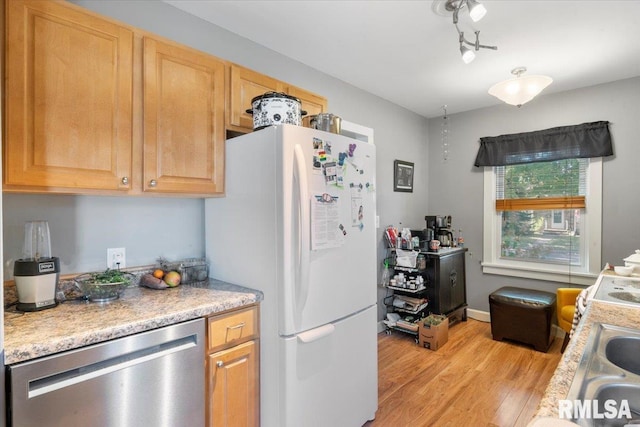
[495, 158, 587, 211]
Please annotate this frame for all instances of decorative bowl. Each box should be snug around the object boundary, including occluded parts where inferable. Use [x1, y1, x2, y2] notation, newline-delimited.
[614, 265, 634, 277]
[624, 250, 640, 274]
[74, 270, 134, 302]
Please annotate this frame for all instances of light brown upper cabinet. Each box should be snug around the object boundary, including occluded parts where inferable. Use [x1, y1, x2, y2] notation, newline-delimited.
[286, 85, 328, 119]
[142, 37, 225, 194]
[4, 0, 225, 196]
[4, 0, 326, 195]
[4, 0, 134, 193]
[228, 65, 328, 132]
[228, 65, 285, 131]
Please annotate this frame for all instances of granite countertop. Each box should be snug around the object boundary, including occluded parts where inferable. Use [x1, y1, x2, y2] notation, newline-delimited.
[533, 272, 640, 421]
[3, 279, 263, 365]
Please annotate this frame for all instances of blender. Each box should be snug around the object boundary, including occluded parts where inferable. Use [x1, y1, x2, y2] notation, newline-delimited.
[13, 221, 59, 311]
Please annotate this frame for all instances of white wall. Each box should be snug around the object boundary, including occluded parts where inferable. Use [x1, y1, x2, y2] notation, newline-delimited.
[427, 76, 640, 312]
[4, 0, 430, 322]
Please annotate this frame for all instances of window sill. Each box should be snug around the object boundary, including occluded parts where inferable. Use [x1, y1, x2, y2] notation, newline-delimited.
[481, 262, 598, 286]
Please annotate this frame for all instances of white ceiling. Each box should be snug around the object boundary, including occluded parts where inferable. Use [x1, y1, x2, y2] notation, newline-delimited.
[164, 0, 640, 118]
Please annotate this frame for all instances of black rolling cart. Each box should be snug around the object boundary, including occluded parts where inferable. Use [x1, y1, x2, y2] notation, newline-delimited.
[383, 247, 468, 342]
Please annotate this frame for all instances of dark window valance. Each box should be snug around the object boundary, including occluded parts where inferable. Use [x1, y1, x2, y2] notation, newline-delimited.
[474, 121, 613, 167]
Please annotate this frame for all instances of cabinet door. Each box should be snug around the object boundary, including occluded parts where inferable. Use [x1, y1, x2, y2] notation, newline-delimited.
[228, 65, 284, 130]
[208, 340, 259, 427]
[437, 256, 453, 314]
[437, 253, 466, 314]
[5, 0, 133, 192]
[143, 37, 225, 194]
[449, 252, 467, 313]
[286, 85, 327, 118]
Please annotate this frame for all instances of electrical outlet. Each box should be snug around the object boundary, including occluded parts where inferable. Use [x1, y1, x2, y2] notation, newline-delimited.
[107, 248, 126, 269]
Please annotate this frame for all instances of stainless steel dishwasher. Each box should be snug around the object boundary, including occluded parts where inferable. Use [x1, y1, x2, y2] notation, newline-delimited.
[7, 318, 205, 427]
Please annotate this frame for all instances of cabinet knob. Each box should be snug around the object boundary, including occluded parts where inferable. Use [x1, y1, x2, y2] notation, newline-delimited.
[121, 177, 129, 185]
[149, 179, 157, 187]
[216, 360, 224, 368]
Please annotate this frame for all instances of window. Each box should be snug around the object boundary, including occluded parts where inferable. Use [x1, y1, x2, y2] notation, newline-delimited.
[482, 158, 602, 285]
[498, 158, 586, 263]
[475, 121, 611, 285]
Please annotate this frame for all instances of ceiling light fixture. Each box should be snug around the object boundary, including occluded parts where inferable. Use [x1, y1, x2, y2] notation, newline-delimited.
[460, 44, 475, 64]
[488, 67, 553, 107]
[466, 0, 487, 22]
[433, 0, 497, 63]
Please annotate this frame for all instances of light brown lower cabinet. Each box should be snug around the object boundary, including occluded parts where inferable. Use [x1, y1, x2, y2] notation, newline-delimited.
[208, 340, 258, 427]
[206, 305, 260, 427]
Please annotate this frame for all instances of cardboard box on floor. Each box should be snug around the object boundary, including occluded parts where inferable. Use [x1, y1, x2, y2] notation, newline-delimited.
[419, 316, 449, 350]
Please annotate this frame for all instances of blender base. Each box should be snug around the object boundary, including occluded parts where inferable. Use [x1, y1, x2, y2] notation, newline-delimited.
[17, 300, 58, 312]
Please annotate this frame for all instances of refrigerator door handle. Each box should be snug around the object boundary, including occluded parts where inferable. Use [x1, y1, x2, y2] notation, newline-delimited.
[297, 323, 335, 343]
[293, 144, 311, 308]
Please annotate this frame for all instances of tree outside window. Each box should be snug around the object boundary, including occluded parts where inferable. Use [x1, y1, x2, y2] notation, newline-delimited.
[497, 158, 586, 267]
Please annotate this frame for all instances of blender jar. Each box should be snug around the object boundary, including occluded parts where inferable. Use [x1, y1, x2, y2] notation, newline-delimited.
[23, 220, 53, 261]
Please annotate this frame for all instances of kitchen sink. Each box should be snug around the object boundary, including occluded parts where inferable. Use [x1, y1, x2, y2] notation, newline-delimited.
[566, 323, 640, 426]
[606, 337, 640, 376]
[593, 383, 640, 416]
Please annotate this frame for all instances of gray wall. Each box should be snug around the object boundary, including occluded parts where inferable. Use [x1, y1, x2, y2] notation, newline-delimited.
[427, 76, 640, 312]
[7, 0, 636, 319]
[5, 0, 430, 323]
[3, 195, 205, 277]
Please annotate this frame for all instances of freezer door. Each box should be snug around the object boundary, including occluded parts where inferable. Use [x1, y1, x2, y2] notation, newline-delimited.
[279, 305, 378, 427]
[279, 125, 377, 336]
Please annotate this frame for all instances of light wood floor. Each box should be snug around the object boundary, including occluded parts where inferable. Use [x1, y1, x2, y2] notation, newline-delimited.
[365, 318, 563, 427]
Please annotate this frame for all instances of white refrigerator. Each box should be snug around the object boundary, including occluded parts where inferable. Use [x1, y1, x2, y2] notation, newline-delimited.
[205, 124, 378, 427]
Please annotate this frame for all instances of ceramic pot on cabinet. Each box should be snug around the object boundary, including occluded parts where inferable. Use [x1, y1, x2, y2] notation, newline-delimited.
[623, 250, 640, 274]
[246, 92, 307, 131]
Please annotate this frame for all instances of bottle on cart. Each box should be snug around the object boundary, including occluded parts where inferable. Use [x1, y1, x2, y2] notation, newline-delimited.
[458, 229, 464, 248]
[381, 260, 391, 287]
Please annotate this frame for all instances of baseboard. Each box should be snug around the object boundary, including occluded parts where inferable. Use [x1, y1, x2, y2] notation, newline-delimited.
[378, 308, 491, 331]
[379, 311, 566, 338]
[451, 309, 566, 338]
[553, 324, 565, 338]
[378, 308, 491, 333]
[467, 308, 490, 322]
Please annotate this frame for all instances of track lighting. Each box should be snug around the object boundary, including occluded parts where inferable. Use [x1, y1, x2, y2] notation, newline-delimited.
[433, 0, 497, 64]
[460, 44, 475, 64]
[488, 67, 553, 107]
[466, 0, 487, 22]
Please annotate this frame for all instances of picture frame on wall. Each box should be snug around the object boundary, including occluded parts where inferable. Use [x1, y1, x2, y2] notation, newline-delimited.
[393, 160, 414, 192]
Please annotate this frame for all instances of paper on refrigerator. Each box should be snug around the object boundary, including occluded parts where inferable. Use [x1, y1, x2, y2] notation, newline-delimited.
[311, 193, 345, 250]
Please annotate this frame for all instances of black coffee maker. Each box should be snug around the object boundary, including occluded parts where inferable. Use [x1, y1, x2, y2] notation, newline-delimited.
[425, 215, 453, 247]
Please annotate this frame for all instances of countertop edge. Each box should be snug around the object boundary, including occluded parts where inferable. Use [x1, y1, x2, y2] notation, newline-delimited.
[4, 279, 263, 365]
[532, 273, 640, 422]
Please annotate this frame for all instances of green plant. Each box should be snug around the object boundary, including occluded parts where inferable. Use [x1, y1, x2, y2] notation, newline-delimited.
[421, 314, 446, 326]
[88, 269, 131, 284]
